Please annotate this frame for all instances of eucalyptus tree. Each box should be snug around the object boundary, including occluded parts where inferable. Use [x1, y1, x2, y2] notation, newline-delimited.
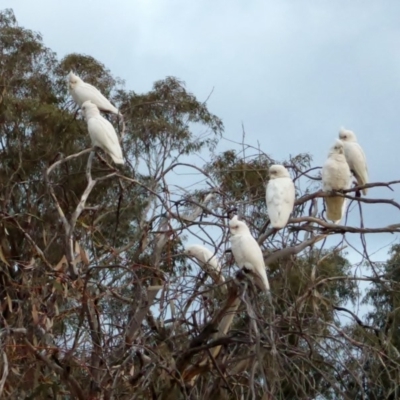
[2, 8, 400, 400]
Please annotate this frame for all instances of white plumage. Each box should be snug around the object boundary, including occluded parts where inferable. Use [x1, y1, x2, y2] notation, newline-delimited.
[322, 140, 352, 223]
[184, 244, 225, 285]
[229, 215, 270, 291]
[266, 164, 295, 229]
[81, 101, 124, 165]
[339, 127, 369, 195]
[68, 71, 119, 115]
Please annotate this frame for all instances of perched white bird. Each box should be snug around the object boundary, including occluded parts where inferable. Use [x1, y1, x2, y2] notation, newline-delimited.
[229, 215, 270, 292]
[339, 127, 369, 195]
[81, 100, 124, 165]
[266, 165, 295, 229]
[68, 71, 119, 115]
[184, 244, 225, 285]
[322, 140, 352, 223]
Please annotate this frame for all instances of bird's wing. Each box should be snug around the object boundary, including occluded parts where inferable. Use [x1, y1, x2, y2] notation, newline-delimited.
[345, 143, 368, 194]
[201, 249, 225, 284]
[190, 246, 211, 265]
[189, 247, 225, 286]
[201, 249, 221, 272]
[266, 179, 295, 228]
[78, 83, 118, 113]
[88, 117, 123, 160]
[232, 234, 269, 290]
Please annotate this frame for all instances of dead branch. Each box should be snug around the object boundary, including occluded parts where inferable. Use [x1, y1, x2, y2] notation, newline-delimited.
[0, 351, 8, 398]
[263, 234, 327, 264]
[46, 149, 117, 278]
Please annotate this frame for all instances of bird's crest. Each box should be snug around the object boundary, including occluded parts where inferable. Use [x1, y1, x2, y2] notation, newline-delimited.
[269, 164, 290, 179]
[329, 139, 345, 155]
[80, 100, 100, 119]
[81, 100, 94, 110]
[229, 215, 250, 235]
[67, 71, 82, 85]
[338, 127, 357, 142]
[229, 215, 239, 225]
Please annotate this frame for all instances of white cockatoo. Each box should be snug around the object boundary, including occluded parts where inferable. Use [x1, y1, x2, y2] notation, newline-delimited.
[322, 140, 352, 223]
[68, 71, 119, 115]
[229, 215, 270, 292]
[81, 100, 124, 165]
[184, 244, 225, 285]
[338, 127, 368, 195]
[266, 164, 295, 229]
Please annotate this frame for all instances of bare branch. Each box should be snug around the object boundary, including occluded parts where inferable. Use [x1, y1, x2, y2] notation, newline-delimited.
[0, 351, 8, 398]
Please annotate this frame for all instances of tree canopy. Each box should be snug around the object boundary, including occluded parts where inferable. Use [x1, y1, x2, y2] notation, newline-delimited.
[1, 8, 400, 400]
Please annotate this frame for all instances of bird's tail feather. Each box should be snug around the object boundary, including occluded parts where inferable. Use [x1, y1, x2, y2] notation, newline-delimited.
[325, 196, 346, 224]
[254, 270, 270, 292]
[110, 153, 125, 165]
[325, 196, 346, 223]
[354, 172, 368, 195]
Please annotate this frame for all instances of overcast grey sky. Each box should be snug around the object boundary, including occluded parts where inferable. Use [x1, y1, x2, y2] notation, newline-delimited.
[7, 0, 400, 264]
